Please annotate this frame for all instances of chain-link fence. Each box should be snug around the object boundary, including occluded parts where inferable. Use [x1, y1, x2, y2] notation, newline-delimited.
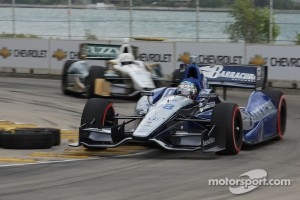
[0, 2, 300, 44]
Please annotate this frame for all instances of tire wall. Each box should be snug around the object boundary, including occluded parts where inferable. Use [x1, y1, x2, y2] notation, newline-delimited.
[0, 127, 61, 149]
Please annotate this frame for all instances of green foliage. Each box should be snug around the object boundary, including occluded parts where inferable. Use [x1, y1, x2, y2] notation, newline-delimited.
[0, 32, 39, 38]
[225, 0, 280, 43]
[295, 33, 300, 45]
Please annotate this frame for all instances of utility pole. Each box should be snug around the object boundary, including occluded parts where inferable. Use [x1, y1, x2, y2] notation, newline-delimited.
[68, 0, 72, 39]
[269, 0, 273, 43]
[196, 0, 199, 41]
[129, 0, 133, 40]
[12, 0, 16, 37]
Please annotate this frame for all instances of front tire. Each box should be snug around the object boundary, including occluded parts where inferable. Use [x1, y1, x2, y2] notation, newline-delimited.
[80, 98, 115, 150]
[212, 103, 243, 155]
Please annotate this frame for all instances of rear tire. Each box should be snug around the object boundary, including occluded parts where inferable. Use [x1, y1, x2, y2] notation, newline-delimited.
[87, 66, 105, 99]
[62, 60, 79, 96]
[212, 103, 243, 155]
[80, 98, 115, 150]
[261, 89, 287, 140]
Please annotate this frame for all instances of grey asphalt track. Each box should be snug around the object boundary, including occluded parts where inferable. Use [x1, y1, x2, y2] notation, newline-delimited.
[0, 77, 299, 200]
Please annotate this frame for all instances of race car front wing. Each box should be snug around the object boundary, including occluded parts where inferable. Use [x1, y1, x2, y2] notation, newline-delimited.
[69, 117, 225, 153]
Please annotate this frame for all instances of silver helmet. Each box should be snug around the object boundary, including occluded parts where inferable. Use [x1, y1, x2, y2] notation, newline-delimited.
[177, 81, 198, 99]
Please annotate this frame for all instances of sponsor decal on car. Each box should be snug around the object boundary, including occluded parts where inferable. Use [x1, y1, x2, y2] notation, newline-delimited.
[203, 137, 215, 146]
[79, 44, 121, 60]
[200, 65, 256, 82]
[199, 102, 215, 112]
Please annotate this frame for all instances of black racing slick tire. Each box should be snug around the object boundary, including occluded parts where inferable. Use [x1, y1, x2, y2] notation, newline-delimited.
[62, 60, 79, 96]
[13, 128, 61, 146]
[0, 130, 3, 148]
[87, 66, 105, 99]
[212, 103, 243, 155]
[1, 131, 53, 149]
[261, 89, 287, 140]
[80, 98, 115, 150]
[81, 98, 115, 128]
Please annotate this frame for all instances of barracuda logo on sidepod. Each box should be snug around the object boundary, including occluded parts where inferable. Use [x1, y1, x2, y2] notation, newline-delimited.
[200, 65, 256, 82]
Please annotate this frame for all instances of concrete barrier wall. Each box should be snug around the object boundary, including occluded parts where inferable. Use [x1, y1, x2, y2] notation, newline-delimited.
[1, 38, 300, 88]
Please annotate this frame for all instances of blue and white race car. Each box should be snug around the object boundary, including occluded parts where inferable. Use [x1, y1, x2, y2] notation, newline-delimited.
[70, 62, 287, 155]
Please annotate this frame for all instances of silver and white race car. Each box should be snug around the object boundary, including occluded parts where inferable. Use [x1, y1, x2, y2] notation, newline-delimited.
[61, 39, 164, 98]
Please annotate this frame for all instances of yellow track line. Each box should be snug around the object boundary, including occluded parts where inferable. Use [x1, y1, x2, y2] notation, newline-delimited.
[0, 157, 37, 163]
[29, 152, 89, 159]
[60, 129, 78, 134]
[0, 121, 16, 125]
[0, 124, 38, 131]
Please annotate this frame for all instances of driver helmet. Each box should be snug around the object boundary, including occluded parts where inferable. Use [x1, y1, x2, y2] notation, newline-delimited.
[119, 53, 134, 65]
[177, 81, 198, 99]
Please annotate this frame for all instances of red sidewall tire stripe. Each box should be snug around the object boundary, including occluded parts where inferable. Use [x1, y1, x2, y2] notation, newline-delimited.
[277, 96, 286, 139]
[101, 103, 114, 126]
[232, 106, 241, 153]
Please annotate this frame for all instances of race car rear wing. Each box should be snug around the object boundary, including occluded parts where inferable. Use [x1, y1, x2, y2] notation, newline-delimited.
[79, 43, 121, 60]
[198, 64, 268, 90]
[78, 43, 138, 60]
[175, 64, 268, 99]
[176, 64, 268, 89]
